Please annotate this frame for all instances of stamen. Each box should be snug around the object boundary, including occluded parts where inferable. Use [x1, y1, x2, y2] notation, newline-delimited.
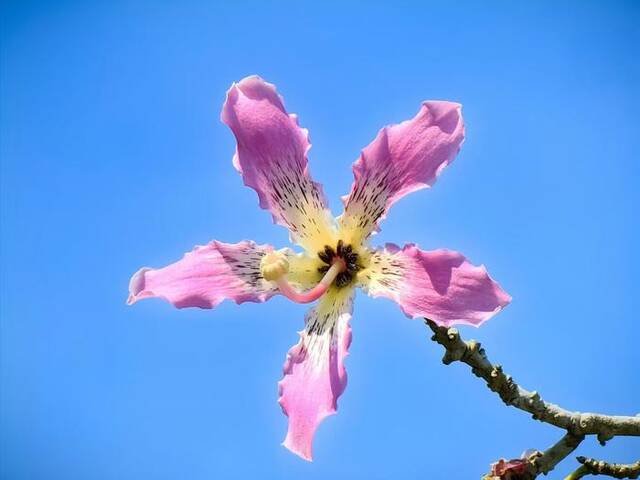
[317, 240, 361, 288]
[318, 245, 336, 264]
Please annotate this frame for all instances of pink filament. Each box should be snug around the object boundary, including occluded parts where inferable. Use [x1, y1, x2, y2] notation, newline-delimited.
[276, 261, 344, 304]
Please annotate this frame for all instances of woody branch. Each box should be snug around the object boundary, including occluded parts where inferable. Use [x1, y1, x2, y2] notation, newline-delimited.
[424, 319, 640, 479]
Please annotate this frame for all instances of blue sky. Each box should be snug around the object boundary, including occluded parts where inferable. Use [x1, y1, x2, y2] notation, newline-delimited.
[1, 1, 638, 478]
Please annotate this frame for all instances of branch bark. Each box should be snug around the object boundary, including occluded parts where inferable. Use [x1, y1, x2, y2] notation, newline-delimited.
[565, 457, 640, 479]
[425, 319, 640, 438]
[535, 433, 585, 475]
[424, 318, 640, 478]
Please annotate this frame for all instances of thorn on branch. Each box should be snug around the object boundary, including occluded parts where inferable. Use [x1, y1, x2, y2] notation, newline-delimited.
[598, 432, 615, 446]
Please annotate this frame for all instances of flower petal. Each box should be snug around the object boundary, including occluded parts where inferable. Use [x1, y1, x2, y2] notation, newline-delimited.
[359, 244, 510, 327]
[221, 76, 335, 253]
[127, 240, 280, 309]
[278, 286, 354, 461]
[338, 101, 465, 246]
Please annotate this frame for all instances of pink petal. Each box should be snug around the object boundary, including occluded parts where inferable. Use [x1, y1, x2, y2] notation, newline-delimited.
[278, 288, 354, 461]
[127, 240, 278, 309]
[361, 244, 510, 327]
[339, 101, 465, 245]
[221, 76, 335, 253]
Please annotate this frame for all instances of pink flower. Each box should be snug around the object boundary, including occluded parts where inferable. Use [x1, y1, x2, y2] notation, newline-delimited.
[128, 76, 511, 461]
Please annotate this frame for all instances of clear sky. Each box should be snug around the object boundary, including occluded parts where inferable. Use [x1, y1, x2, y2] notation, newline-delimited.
[1, 1, 638, 478]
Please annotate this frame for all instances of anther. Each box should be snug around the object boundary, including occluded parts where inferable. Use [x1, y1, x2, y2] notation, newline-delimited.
[318, 245, 335, 264]
[324, 245, 336, 259]
[335, 271, 353, 288]
[317, 240, 361, 288]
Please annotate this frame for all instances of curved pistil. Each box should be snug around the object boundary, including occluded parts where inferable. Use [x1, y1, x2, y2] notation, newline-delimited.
[261, 251, 346, 304]
[276, 260, 344, 304]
